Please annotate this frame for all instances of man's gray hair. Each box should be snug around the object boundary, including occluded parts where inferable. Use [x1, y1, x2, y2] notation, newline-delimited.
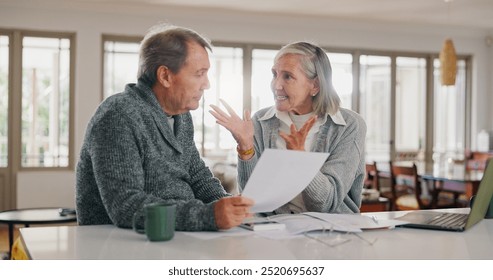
[137, 23, 212, 86]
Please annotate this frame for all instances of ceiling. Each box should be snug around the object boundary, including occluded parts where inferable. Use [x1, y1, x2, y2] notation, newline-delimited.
[77, 0, 493, 30]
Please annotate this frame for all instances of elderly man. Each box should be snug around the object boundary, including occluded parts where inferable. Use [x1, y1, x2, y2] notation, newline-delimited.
[76, 23, 253, 231]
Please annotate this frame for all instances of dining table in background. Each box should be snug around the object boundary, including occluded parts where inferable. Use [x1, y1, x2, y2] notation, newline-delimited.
[376, 160, 484, 208]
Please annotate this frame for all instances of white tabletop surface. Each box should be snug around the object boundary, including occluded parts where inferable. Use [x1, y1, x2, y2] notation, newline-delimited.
[20, 209, 493, 260]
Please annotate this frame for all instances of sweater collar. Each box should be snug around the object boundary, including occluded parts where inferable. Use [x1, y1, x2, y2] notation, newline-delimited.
[257, 106, 347, 126]
[133, 80, 184, 154]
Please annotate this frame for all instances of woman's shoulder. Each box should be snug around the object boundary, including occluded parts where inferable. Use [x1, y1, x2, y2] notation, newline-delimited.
[338, 108, 367, 134]
[339, 107, 365, 124]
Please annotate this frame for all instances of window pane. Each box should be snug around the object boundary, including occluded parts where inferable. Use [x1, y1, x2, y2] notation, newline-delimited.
[395, 57, 426, 161]
[360, 55, 391, 162]
[328, 53, 353, 109]
[0, 36, 8, 167]
[251, 49, 277, 114]
[22, 36, 71, 167]
[192, 46, 243, 160]
[103, 41, 139, 98]
[433, 58, 466, 160]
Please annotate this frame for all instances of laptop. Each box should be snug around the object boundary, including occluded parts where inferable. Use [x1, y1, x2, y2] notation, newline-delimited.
[396, 160, 493, 232]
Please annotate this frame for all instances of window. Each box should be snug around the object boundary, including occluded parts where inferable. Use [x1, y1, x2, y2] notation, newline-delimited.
[103, 37, 140, 99]
[360, 55, 391, 162]
[251, 49, 277, 114]
[328, 53, 353, 109]
[0, 35, 8, 167]
[102, 37, 472, 164]
[21, 36, 73, 167]
[395, 57, 426, 160]
[433, 58, 467, 160]
[193, 46, 243, 159]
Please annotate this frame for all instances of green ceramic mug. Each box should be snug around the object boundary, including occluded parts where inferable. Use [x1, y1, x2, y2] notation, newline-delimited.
[133, 202, 176, 241]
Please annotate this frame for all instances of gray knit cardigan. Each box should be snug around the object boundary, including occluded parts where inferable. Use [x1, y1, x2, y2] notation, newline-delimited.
[76, 80, 228, 231]
[237, 107, 366, 214]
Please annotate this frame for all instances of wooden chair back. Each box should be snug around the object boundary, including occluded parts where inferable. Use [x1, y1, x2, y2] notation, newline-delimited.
[389, 162, 422, 210]
[364, 161, 379, 190]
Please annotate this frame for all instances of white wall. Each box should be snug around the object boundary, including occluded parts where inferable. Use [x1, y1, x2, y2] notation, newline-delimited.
[1, 0, 492, 208]
[17, 172, 75, 208]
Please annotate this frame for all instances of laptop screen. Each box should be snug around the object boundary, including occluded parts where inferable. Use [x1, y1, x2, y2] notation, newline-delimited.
[465, 160, 493, 229]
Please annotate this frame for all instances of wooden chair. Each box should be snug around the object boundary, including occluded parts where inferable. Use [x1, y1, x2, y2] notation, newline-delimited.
[364, 161, 395, 210]
[361, 162, 391, 212]
[389, 161, 455, 210]
[364, 161, 379, 190]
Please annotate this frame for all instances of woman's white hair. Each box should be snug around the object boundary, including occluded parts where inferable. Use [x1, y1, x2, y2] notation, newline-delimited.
[274, 41, 341, 116]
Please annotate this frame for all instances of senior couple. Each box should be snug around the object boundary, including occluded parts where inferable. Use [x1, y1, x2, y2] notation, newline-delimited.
[75, 23, 366, 231]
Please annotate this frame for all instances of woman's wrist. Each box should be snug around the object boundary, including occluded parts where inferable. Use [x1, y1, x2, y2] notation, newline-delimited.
[237, 145, 254, 155]
[237, 145, 254, 160]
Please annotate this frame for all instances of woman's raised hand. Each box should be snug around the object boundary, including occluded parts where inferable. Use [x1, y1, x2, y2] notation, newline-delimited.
[279, 115, 317, 151]
[209, 99, 254, 151]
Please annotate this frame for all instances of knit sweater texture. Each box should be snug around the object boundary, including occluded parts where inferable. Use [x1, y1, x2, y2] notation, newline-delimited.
[76, 80, 227, 231]
[237, 106, 366, 214]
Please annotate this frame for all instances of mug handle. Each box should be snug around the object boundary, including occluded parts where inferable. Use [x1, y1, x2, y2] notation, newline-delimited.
[132, 211, 145, 234]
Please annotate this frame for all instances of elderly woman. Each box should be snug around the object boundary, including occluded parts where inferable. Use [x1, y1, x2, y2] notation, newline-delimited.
[210, 41, 366, 214]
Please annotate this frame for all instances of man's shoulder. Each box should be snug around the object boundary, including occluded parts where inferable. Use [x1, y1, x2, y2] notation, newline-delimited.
[102, 85, 140, 107]
[98, 86, 148, 115]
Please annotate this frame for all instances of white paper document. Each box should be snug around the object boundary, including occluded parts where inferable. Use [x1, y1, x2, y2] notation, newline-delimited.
[241, 149, 329, 213]
[302, 212, 409, 230]
[270, 213, 362, 234]
[183, 213, 406, 240]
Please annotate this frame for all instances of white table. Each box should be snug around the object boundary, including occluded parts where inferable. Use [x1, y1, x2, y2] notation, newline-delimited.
[20, 209, 493, 260]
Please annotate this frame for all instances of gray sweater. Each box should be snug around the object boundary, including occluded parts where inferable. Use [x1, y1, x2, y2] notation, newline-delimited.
[238, 106, 366, 214]
[76, 80, 228, 231]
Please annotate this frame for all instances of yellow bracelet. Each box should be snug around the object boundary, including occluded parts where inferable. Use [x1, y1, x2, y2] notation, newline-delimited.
[236, 146, 254, 156]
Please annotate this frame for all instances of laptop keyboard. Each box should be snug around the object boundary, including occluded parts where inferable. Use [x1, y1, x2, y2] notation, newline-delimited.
[427, 213, 468, 229]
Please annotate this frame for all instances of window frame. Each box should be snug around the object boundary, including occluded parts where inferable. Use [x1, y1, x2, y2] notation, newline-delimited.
[100, 35, 472, 163]
[0, 30, 12, 169]
[101, 34, 142, 101]
[14, 30, 76, 171]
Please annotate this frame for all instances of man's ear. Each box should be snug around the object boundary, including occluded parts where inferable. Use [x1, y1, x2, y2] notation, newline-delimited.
[156, 65, 172, 88]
